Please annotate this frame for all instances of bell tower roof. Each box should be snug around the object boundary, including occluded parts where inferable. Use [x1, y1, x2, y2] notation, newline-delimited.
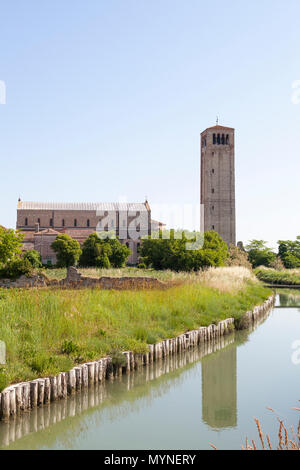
[201, 125, 234, 134]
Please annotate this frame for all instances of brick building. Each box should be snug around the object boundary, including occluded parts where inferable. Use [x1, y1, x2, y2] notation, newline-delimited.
[200, 125, 236, 246]
[17, 200, 159, 266]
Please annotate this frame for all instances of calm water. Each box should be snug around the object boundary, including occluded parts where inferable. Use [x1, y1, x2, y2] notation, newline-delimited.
[1, 290, 300, 450]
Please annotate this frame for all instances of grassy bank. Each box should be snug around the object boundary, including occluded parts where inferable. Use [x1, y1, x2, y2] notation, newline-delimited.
[255, 267, 300, 286]
[43, 267, 201, 282]
[0, 267, 271, 390]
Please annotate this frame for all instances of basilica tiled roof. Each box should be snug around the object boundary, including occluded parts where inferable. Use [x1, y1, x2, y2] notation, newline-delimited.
[18, 201, 148, 211]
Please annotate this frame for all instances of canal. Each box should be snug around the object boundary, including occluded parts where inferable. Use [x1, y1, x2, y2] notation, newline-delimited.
[1, 290, 299, 450]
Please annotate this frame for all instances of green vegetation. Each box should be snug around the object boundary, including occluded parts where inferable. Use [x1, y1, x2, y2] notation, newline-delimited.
[79, 233, 131, 268]
[140, 230, 228, 271]
[0, 227, 29, 280]
[51, 234, 82, 267]
[245, 240, 276, 268]
[244, 236, 300, 270]
[226, 244, 252, 269]
[278, 237, 300, 268]
[43, 266, 204, 282]
[0, 257, 33, 280]
[0, 227, 24, 265]
[23, 249, 42, 268]
[0, 267, 270, 390]
[255, 267, 300, 285]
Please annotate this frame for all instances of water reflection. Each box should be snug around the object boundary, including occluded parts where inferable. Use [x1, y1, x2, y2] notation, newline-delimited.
[277, 290, 300, 308]
[0, 298, 273, 449]
[202, 346, 237, 428]
[0, 334, 236, 448]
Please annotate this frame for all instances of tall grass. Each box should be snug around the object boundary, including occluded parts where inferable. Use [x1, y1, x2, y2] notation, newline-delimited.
[255, 267, 300, 286]
[43, 267, 202, 282]
[0, 267, 271, 389]
[242, 405, 300, 450]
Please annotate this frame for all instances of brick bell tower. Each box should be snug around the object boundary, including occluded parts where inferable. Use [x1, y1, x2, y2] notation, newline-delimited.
[200, 123, 236, 246]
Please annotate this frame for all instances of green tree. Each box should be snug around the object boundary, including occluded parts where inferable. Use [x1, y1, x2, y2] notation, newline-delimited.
[0, 257, 33, 280]
[278, 237, 300, 268]
[245, 240, 276, 268]
[140, 230, 228, 272]
[51, 234, 82, 267]
[0, 227, 24, 265]
[23, 249, 42, 268]
[79, 233, 131, 268]
[108, 238, 131, 268]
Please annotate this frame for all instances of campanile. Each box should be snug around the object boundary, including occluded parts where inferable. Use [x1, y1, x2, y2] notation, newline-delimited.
[200, 125, 236, 246]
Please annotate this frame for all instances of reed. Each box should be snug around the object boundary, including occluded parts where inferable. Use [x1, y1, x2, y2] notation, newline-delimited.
[0, 267, 270, 389]
[255, 267, 300, 286]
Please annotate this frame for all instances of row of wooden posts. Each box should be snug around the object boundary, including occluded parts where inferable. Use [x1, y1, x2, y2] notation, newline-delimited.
[0, 333, 239, 448]
[0, 295, 275, 421]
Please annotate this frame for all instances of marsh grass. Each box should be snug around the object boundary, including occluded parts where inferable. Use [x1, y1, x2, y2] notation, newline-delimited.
[43, 267, 200, 282]
[255, 267, 300, 286]
[242, 405, 300, 450]
[44, 266, 258, 292]
[0, 267, 270, 389]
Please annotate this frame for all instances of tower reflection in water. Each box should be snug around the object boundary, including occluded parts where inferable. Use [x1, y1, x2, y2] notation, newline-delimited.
[202, 345, 237, 429]
[1, 323, 266, 447]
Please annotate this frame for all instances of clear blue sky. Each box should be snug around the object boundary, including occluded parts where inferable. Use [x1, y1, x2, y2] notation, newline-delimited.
[1, 0, 300, 249]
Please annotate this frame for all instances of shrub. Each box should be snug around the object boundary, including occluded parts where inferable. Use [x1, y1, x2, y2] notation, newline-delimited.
[79, 234, 131, 268]
[110, 349, 127, 369]
[0, 227, 24, 265]
[23, 249, 42, 268]
[28, 352, 73, 375]
[226, 244, 252, 269]
[245, 240, 276, 268]
[140, 230, 228, 272]
[0, 257, 33, 280]
[278, 237, 300, 268]
[281, 253, 300, 269]
[51, 234, 82, 268]
[137, 263, 146, 269]
[269, 257, 285, 271]
[61, 340, 79, 355]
